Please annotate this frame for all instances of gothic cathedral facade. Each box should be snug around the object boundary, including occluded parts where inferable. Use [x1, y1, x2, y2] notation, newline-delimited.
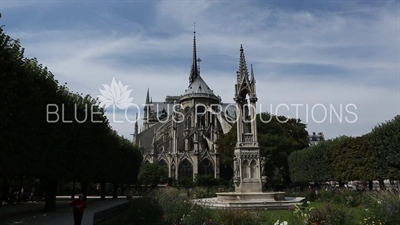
[134, 32, 259, 183]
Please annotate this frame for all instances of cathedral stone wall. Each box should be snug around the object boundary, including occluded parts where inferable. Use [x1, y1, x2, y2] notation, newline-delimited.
[135, 35, 258, 186]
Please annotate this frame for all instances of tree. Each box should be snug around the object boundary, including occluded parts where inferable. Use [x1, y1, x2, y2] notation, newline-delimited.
[216, 112, 308, 185]
[215, 123, 237, 167]
[331, 134, 376, 182]
[289, 139, 334, 183]
[138, 163, 167, 188]
[0, 23, 143, 210]
[370, 115, 400, 183]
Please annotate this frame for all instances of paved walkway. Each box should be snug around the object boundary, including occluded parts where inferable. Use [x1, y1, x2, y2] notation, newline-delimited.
[0, 196, 129, 225]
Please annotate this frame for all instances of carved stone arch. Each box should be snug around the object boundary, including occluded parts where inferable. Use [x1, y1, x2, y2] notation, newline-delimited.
[239, 86, 250, 99]
[158, 151, 168, 163]
[198, 158, 214, 176]
[158, 159, 168, 177]
[171, 157, 176, 165]
[200, 149, 214, 165]
[250, 159, 257, 178]
[144, 154, 152, 163]
[178, 159, 193, 179]
[179, 151, 194, 164]
[242, 160, 250, 178]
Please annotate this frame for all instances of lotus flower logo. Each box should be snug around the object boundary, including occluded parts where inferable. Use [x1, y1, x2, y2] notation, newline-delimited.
[98, 78, 134, 109]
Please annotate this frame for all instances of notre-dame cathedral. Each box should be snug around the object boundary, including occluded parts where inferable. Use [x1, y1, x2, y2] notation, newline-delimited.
[134, 31, 258, 182]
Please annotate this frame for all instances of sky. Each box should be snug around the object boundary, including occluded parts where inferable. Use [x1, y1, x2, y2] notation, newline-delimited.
[1, 0, 399, 140]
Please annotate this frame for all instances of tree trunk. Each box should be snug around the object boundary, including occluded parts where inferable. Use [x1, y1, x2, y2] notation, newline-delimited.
[112, 183, 118, 199]
[368, 180, 373, 191]
[379, 179, 385, 190]
[81, 181, 87, 200]
[100, 182, 106, 200]
[43, 178, 57, 212]
[70, 181, 76, 200]
[17, 176, 24, 203]
[1, 179, 8, 206]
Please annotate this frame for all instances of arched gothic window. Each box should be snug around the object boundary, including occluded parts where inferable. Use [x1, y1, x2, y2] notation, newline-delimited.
[242, 160, 249, 178]
[198, 158, 214, 176]
[178, 159, 193, 179]
[250, 160, 257, 178]
[158, 160, 168, 178]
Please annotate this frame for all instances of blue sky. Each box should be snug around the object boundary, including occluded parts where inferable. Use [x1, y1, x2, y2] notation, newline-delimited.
[1, 0, 399, 140]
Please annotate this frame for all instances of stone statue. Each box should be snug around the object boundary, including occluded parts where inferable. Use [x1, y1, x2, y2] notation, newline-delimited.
[260, 157, 265, 176]
[233, 156, 240, 178]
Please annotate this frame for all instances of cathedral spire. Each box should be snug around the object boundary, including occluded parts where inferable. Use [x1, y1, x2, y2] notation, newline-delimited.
[237, 44, 249, 83]
[189, 23, 199, 85]
[250, 64, 255, 83]
[134, 113, 138, 144]
[145, 88, 150, 104]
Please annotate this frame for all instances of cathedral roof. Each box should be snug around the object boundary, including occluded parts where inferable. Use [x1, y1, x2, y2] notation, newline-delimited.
[180, 75, 221, 102]
[184, 76, 215, 96]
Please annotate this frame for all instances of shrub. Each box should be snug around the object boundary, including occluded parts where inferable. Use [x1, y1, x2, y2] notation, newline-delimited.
[308, 204, 350, 225]
[215, 208, 262, 225]
[318, 190, 335, 202]
[293, 203, 315, 225]
[130, 196, 163, 223]
[359, 216, 385, 225]
[106, 196, 163, 225]
[364, 191, 400, 224]
[180, 203, 216, 225]
[155, 187, 192, 224]
[306, 191, 317, 202]
[331, 189, 362, 207]
[189, 186, 216, 199]
[195, 174, 218, 187]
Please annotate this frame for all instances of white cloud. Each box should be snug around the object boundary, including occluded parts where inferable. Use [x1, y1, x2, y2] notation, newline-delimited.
[4, 1, 398, 140]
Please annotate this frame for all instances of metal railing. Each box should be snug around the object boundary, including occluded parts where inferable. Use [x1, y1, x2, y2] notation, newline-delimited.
[93, 201, 129, 225]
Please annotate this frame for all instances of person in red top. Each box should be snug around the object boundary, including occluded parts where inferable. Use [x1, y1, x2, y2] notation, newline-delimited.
[70, 194, 87, 225]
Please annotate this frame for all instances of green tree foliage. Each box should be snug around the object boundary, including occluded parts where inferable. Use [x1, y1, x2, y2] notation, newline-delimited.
[0, 23, 142, 210]
[216, 112, 308, 185]
[331, 134, 375, 182]
[288, 114, 400, 185]
[138, 163, 167, 187]
[215, 123, 237, 166]
[370, 115, 400, 180]
[289, 139, 334, 183]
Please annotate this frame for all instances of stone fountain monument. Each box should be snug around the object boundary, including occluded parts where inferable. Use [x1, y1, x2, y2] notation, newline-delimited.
[193, 45, 305, 209]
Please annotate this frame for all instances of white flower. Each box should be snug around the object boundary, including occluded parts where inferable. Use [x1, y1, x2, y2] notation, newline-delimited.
[97, 77, 134, 109]
[274, 220, 280, 225]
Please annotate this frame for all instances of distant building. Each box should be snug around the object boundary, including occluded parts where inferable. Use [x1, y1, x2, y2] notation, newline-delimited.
[133, 32, 258, 182]
[308, 132, 325, 146]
